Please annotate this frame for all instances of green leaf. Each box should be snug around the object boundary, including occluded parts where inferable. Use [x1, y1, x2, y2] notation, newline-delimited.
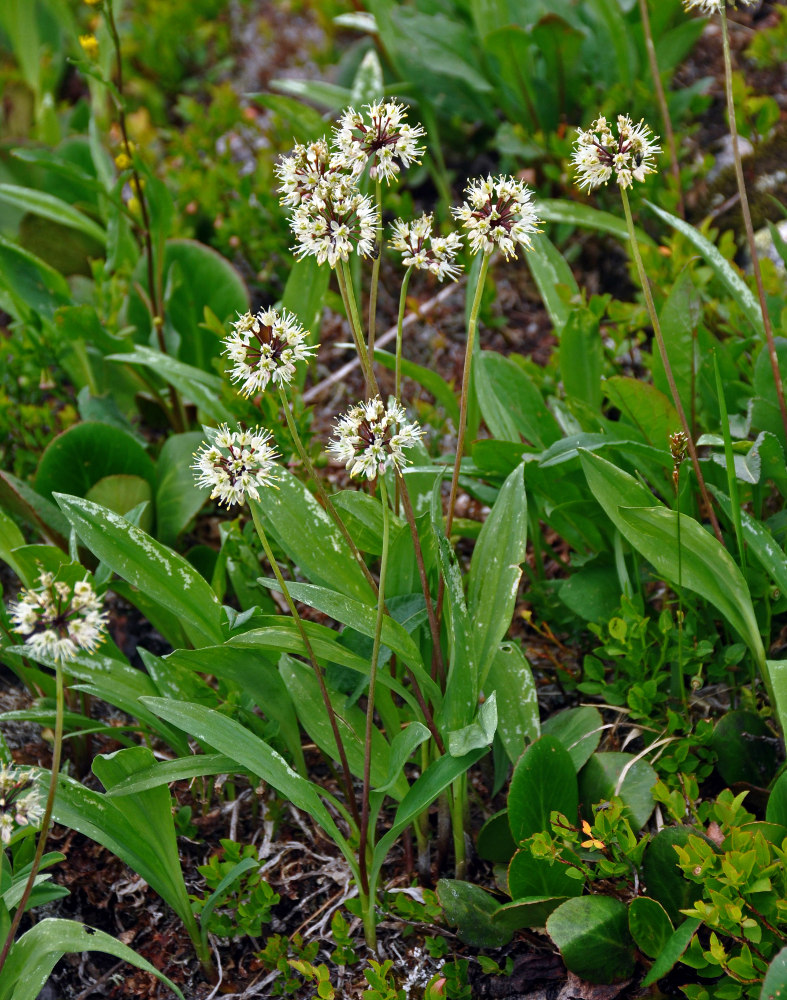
[628, 897, 674, 960]
[140, 698, 353, 865]
[712, 487, 787, 598]
[0, 183, 106, 244]
[374, 348, 460, 426]
[525, 233, 579, 336]
[603, 376, 680, 449]
[485, 642, 540, 763]
[640, 917, 702, 988]
[330, 489, 405, 556]
[447, 692, 498, 757]
[642, 827, 708, 924]
[650, 269, 701, 420]
[250, 471, 375, 604]
[54, 493, 223, 648]
[468, 463, 527, 686]
[0, 918, 184, 1000]
[493, 896, 569, 932]
[476, 809, 516, 864]
[711, 710, 777, 787]
[51, 747, 196, 939]
[541, 706, 603, 772]
[475, 352, 560, 447]
[105, 754, 242, 797]
[508, 736, 578, 843]
[761, 947, 787, 1000]
[645, 201, 764, 338]
[155, 431, 206, 545]
[0, 233, 70, 320]
[766, 770, 787, 826]
[0, 509, 27, 583]
[508, 848, 583, 902]
[547, 896, 635, 982]
[0, 470, 69, 548]
[579, 752, 658, 831]
[539, 199, 654, 245]
[561, 309, 602, 412]
[436, 880, 514, 948]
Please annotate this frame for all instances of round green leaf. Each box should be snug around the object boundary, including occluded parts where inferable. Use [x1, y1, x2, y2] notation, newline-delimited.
[579, 752, 658, 831]
[508, 848, 583, 901]
[35, 422, 155, 504]
[712, 710, 778, 787]
[761, 946, 787, 1000]
[493, 896, 568, 931]
[628, 896, 674, 959]
[476, 809, 516, 864]
[85, 475, 153, 532]
[766, 771, 787, 827]
[435, 879, 513, 949]
[642, 826, 711, 925]
[508, 735, 578, 844]
[541, 706, 603, 772]
[547, 895, 635, 983]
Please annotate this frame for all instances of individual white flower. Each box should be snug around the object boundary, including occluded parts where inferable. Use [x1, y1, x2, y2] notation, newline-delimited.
[192, 425, 279, 508]
[572, 114, 661, 192]
[0, 765, 43, 844]
[8, 572, 108, 664]
[390, 213, 463, 282]
[290, 172, 380, 267]
[223, 308, 317, 396]
[332, 102, 426, 183]
[329, 396, 424, 481]
[275, 138, 335, 208]
[682, 0, 755, 12]
[451, 175, 541, 259]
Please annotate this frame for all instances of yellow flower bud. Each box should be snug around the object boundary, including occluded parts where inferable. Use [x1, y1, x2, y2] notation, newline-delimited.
[114, 152, 132, 170]
[79, 34, 99, 59]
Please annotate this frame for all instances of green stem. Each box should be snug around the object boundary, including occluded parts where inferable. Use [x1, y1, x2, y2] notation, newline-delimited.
[674, 464, 687, 710]
[719, 8, 787, 448]
[637, 0, 684, 218]
[358, 478, 391, 938]
[450, 774, 468, 879]
[368, 179, 383, 361]
[619, 186, 724, 545]
[278, 388, 379, 595]
[337, 260, 378, 398]
[248, 501, 361, 834]
[395, 266, 414, 406]
[713, 352, 746, 570]
[446, 252, 490, 538]
[0, 659, 66, 975]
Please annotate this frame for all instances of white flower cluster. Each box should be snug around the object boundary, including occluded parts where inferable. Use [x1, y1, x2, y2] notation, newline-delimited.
[275, 138, 334, 209]
[332, 101, 426, 183]
[390, 213, 463, 282]
[329, 397, 423, 481]
[572, 115, 661, 192]
[452, 175, 541, 259]
[0, 764, 43, 845]
[290, 174, 379, 267]
[683, 0, 755, 12]
[192, 425, 279, 508]
[224, 308, 316, 396]
[9, 572, 108, 663]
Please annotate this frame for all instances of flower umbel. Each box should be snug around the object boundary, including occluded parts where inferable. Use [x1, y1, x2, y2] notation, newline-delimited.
[0, 765, 43, 845]
[224, 308, 317, 396]
[192, 425, 279, 507]
[290, 172, 379, 268]
[275, 138, 335, 209]
[332, 101, 426, 183]
[329, 397, 423, 481]
[572, 115, 661, 191]
[9, 572, 108, 664]
[452, 175, 541, 259]
[390, 214, 463, 282]
[682, 0, 755, 12]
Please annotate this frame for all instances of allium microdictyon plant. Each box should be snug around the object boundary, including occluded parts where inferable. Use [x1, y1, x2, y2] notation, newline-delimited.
[9, 573, 108, 663]
[572, 115, 661, 191]
[390, 213, 463, 282]
[0, 765, 43, 845]
[224, 308, 317, 397]
[332, 101, 426, 183]
[329, 397, 423, 481]
[682, 0, 755, 12]
[452, 174, 541, 259]
[192, 425, 279, 508]
[289, 171, 380, 268]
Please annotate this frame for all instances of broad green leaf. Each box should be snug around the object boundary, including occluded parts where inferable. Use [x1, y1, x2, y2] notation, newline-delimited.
[541, 706, 603, 772]
[330, 489, 405, 556]
[650, 270, 701, 420]
[640, 917, 702, 988]
[155, 431, 206, 545]
[508, 848, 582, 902]
[712, 488, 787, 598]
[0, 233, 70, 320]
[0, 918, 184, 1000]
[375, 722, 430, 794]
[476, 809, 516, 864]
[475, 352, 560, 448]
[485, 642, 540, 763]
[767, 768, 787, 827]
[547, 896, 635, 982]
[0, 183, 106, 244]
[106, 346, 235, 424]
[0, 470, 70, 548]
[603, 376, 680, 449]
[0, 509, 26, 582]
[711, 710, 777, 787]
[374, 348, 460, 425]
[761, 947, 787, 1000]
[448, 692, 498, 757]
[560, 309, 602, 412]
[539, 199, 654, 245]
[628, 897, 674, 960]
[468, 462, 527, 686]
[141, 697, 353, 868]
[508, 736, 578, 843]
[578, 752, 658, 831]
[269, 77, 353, 112]
[351, 47, 384, 105]
[436, 880, 513, 948]
[101, 754, 240, 797]
[250, 472, 375, 604]
[525, 233, 579, 336]
[642, 827, 709, 924]
[645, 201, 763, 338]
[618, 506, 766, 670]
[54, 493, 223, 648]
[51, 747, 196, 939]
